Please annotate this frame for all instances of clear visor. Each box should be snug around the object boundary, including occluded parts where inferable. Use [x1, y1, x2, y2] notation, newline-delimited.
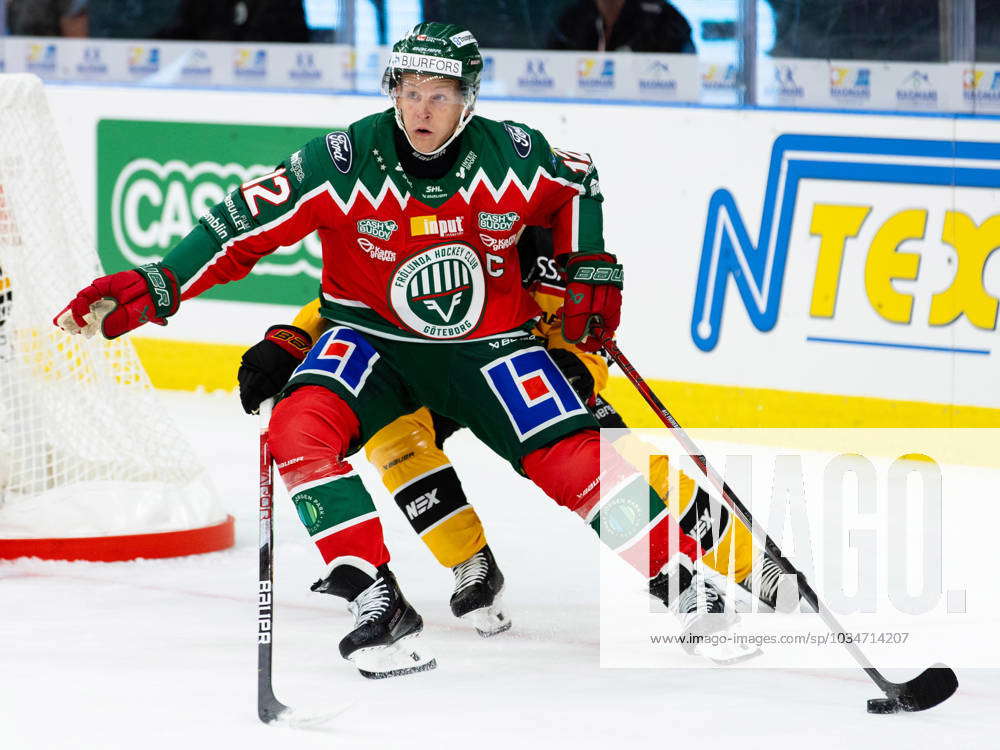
[383, 70, 472, 109]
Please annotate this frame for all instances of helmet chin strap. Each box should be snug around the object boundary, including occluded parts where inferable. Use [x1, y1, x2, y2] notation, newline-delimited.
[393, 103, 474, 158]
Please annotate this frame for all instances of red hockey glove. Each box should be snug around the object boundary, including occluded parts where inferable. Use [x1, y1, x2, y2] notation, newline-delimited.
[238, 325, 313, 415]
[561, 252, 623, 352]
[53, 263, 180, 340]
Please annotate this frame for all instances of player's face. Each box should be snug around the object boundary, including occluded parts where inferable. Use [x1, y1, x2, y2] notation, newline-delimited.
[395, 74, 465, 154]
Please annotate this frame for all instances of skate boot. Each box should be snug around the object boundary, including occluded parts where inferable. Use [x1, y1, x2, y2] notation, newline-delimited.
[449, 545, 511, 637]
[311, 563, 436, 679]
[650, 557, 760, 665]
[737, 550, 803, 613]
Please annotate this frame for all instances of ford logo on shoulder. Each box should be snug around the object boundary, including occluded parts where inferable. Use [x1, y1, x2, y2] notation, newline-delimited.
[326, 131, 353, 174]
[503, 123, 531, 159]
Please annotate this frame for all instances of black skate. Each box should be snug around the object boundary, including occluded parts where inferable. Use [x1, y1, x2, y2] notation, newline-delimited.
[312, 564, 436, 679]
[449, 545, 511, 637]
[738, 551, 803, 613]
[650, 557, 760, 665]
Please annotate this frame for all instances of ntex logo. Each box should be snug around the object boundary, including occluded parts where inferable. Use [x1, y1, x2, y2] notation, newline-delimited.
[691, 134, 1000, 353]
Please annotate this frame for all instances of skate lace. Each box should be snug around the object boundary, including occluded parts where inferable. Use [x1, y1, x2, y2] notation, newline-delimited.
[676, 577, 722, 624]
[453, 551, 489, 594]
[349, 580, 391, 626]
[755, 554, 784, 601]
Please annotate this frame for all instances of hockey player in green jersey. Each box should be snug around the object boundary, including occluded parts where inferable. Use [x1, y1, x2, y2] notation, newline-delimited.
[56, 22, 753, 676]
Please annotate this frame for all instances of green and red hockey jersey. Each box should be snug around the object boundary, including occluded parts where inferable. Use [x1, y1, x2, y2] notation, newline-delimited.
[163, 109, 604, 343]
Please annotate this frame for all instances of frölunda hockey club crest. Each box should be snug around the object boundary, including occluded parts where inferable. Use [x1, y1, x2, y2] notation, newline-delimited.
[389, 243, 486, 339]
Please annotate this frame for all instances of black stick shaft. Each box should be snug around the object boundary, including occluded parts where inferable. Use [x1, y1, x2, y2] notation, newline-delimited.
[257, 399, 287, 722]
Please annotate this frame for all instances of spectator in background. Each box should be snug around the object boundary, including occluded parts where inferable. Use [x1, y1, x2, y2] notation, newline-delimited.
[548, 0, 694, 53]
[6, 0, 88, 37]
[157, 0, 308, 42]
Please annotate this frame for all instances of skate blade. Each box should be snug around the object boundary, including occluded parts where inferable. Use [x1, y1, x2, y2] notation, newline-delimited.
[691, 639, 763, 666]
[349, 632, 437, 679]
[460, 596, 512, 638]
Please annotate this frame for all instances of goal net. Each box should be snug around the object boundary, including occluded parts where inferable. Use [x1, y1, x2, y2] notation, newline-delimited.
[0, 74, 232, 560]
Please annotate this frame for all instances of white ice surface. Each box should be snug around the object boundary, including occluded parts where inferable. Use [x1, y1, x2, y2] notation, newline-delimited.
[2, 391, 997, 749]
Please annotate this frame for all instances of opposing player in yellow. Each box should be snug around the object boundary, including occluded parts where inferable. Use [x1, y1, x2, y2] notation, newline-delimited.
[237, 228, 796, 637]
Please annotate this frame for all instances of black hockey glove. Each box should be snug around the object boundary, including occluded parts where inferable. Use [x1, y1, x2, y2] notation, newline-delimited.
[548, 347, 596, 403]
[237, 325, 313, 414]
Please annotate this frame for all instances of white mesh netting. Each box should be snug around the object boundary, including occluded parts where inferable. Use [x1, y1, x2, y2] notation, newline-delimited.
[0, 74, 223, 540]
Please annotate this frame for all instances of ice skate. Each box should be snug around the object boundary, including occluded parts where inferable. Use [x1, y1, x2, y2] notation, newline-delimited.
[650, 557, 761, 665]
[312, 564, 436, 679]
[738, 550, 803, 613]
[450, 545, 511, 637]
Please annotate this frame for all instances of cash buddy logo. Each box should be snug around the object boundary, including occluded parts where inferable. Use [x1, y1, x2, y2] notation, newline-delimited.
[691, 134, 1000, 352]
[110, 158, 321, 279]
[390, 243, 486, 339]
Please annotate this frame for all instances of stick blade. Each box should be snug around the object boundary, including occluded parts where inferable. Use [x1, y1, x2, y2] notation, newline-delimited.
[891, 664, 958, 712]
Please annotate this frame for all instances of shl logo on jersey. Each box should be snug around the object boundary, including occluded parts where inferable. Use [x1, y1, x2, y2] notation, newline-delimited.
[691, 134, 1000, 354]
[390, 244, 486, 339]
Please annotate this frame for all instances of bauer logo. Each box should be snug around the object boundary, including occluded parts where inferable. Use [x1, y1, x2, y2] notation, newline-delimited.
[691, 134, 1000, 354]
[26, 44, 57, 75]
[234, 48, 267, 78]
[482, 348, 587, 440]
[98, 120, 331, 306]
[127, 47, 160, 76]
[389, 243, 486, 339]
[577, 58, 615, 91]
[830, 66, 871, 102]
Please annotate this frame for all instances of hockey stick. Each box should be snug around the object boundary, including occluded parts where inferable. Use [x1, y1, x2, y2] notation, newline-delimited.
[257, 398, 345, 728]
[599, 334, 958, 713]
[257, 397, 289, 724]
